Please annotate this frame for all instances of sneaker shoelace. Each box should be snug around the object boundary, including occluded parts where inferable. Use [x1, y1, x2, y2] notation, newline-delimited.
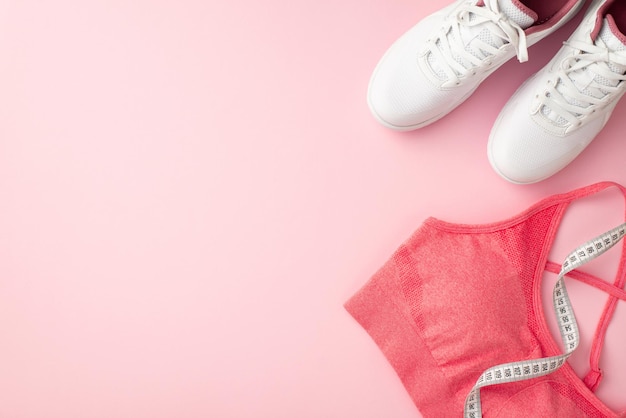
[426, 0, 529, 87]
[540, 37, 626, 128]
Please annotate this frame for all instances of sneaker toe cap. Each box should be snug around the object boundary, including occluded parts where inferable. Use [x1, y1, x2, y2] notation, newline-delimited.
[367, 56, 450, 130]
[367, 17, 470, 130]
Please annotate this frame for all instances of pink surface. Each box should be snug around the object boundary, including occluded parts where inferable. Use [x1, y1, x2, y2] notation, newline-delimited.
[0, 1, 624, 417]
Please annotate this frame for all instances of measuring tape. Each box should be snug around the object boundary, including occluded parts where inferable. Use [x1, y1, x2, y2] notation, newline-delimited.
[464, 222, 626, 418]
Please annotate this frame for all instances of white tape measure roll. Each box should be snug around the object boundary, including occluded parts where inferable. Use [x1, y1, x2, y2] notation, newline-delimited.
[464, 223, 626, 418]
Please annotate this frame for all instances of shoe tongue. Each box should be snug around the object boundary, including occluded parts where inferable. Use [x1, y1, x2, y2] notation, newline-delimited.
[427, 0, 536, 81]
[497, 0, 537, 30]
[463, 0, 536, 55]
[597, 15, 626, 52]
[594, 16, 626, 86]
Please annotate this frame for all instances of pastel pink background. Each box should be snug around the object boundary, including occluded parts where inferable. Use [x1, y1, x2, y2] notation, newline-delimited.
[1, 1, 625, 417]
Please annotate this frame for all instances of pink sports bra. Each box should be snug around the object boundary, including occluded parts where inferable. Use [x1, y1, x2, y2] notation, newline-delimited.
[345, 181, 626, 417]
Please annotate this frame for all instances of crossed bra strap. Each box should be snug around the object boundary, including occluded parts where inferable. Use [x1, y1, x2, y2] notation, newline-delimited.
[545, 261, 626, 301]
[545, 259, 625, 391]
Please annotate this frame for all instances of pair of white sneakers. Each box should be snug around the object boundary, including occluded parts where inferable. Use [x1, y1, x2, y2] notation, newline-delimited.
[368, 0, 626, 184]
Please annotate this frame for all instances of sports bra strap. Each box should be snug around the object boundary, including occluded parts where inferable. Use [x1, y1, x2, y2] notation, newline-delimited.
[554, 181, 626, 206]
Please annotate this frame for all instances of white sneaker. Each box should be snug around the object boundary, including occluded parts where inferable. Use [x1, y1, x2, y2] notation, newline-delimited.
[367, 0, 586, 131]
[488, 0, 626, 184]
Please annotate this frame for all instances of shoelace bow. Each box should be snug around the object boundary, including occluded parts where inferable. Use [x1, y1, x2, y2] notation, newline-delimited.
[427, 0, 528, 86]
[541, 38, 626, 128]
